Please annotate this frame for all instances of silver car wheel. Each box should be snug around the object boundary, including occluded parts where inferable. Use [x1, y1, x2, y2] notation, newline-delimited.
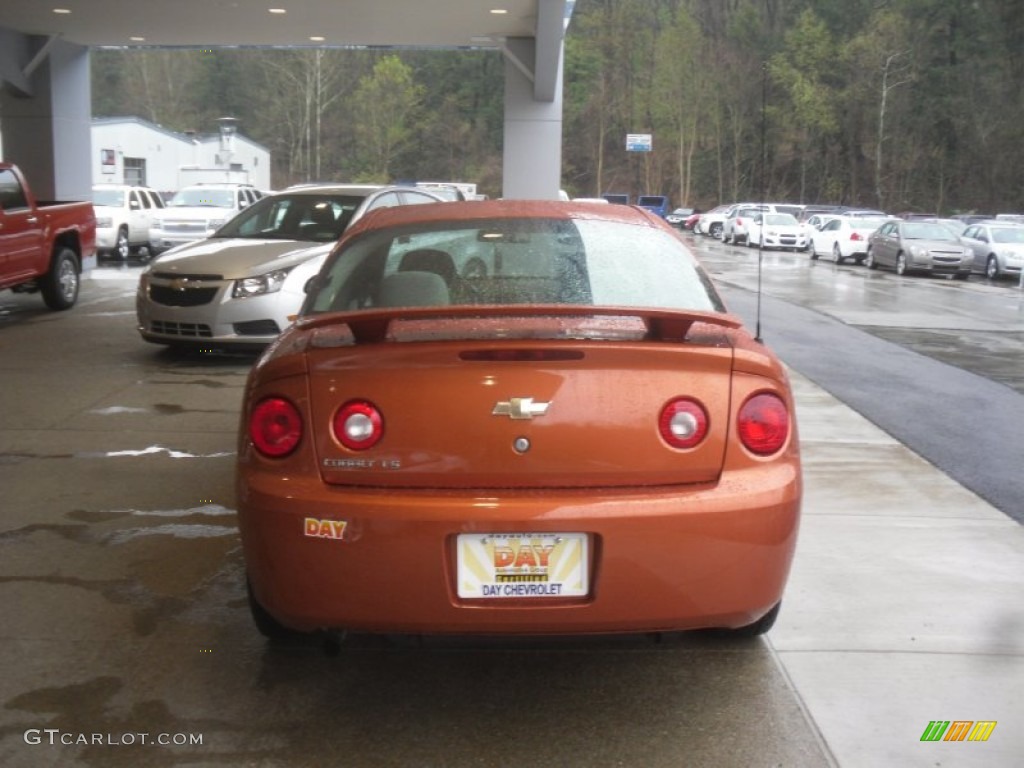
[896, 253, 908, 276]
[986, 255, 1000, 279]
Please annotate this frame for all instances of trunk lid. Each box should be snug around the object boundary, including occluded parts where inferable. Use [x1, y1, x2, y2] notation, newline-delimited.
[305, 316, 735, 489]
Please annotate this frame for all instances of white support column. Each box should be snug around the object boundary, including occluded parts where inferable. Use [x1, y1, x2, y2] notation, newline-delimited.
[501, 37, 564, 200]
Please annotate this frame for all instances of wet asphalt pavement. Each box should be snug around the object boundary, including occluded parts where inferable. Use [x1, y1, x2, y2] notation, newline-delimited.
[1, 248, 1021, 767]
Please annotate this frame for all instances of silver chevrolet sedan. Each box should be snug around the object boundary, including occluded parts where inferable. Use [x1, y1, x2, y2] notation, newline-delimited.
[960, 221, 1024, 280]
[136, 184, 444, 348]
[865, 219, 972, 278]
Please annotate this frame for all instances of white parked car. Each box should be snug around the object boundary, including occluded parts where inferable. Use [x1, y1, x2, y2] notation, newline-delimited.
[809, 216, 889, 264]
[136, 184, 445, 348]
[722, 205, 765, 245]
[961, 221, 1024, 280]
[148, 183, 264, 253]
[746, 212, 808, 250]
[693, 204, 734, 238]
[92, 184, 166, 260]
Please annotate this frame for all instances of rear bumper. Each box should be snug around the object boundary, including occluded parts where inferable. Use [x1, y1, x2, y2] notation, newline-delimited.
[238, 463, 802, 635]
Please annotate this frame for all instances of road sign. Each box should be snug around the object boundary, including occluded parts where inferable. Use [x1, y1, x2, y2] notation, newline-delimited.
[626, 133, 652, 152]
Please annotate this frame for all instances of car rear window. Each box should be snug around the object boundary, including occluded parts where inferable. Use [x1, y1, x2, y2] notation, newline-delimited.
[305, 217, 724, 315]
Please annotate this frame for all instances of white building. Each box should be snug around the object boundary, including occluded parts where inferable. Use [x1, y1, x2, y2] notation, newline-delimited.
[92, 116, 271, 195]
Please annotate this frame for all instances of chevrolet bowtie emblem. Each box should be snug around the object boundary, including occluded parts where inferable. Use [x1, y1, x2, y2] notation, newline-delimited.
[492, 397, 551, 420]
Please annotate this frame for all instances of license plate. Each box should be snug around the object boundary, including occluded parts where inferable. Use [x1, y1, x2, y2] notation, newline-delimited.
[457, 532, 589, 599]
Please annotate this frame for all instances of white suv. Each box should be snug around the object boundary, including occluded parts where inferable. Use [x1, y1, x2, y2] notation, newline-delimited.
[92, 184, 166, 260]
[149, 183, 263, 253]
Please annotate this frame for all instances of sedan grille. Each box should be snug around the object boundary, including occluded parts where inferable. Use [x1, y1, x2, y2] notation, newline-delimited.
[233, 319, 281, 336]
[152, 272, 223, 280]
[161, 221, 209, 234]
[149, 285, 219, 307]
[150, 320, 213, 338]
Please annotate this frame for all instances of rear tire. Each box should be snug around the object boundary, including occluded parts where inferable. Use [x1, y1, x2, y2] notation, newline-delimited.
[866, 248, 878, 270]
[40, 247, 80, 310]
[709, 222, 723, 239]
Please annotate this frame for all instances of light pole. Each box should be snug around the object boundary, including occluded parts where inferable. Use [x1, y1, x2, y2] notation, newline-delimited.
[217, 117, 238, 182]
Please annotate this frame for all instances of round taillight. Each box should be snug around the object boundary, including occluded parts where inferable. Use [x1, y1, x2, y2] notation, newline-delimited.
[333, 400, 384, 450]
[249, 397, 303, 458]
[737, 393, 790, 456]
[658, 398, 709, 450]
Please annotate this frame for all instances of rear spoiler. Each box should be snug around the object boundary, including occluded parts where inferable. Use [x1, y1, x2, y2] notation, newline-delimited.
[295, 305, 742, 345]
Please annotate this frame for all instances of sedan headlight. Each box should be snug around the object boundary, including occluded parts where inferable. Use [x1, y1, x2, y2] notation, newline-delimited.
[95, 216, 113, 228]
[909, 245, 928, 259]
[232, 268, 293, 299]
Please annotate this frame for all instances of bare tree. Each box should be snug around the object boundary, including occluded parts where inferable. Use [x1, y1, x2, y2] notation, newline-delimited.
[875, 50, 912, 210]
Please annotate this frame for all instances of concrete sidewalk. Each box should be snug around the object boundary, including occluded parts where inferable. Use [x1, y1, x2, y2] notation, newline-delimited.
[774, 370, 1024, 767]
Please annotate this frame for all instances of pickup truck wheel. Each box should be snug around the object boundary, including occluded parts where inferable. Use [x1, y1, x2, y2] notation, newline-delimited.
[41, 248, 80, 310]
[114, 227, 130, 260]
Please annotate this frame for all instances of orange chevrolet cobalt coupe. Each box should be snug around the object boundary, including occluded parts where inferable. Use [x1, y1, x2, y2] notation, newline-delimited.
[236, 200, 801, 640]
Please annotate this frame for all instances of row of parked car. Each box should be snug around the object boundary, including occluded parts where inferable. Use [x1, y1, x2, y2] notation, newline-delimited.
[685, 202, 1024, 282]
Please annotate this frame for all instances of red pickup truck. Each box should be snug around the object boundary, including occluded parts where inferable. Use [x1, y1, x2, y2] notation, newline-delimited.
[0, 162, 97, 310]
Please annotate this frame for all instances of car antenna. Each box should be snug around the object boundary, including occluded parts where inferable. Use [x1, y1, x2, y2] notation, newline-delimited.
[755, 61, 767, 343]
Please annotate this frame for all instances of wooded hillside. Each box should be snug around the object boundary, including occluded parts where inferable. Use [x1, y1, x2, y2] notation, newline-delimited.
[92, 0, 1024, 213]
